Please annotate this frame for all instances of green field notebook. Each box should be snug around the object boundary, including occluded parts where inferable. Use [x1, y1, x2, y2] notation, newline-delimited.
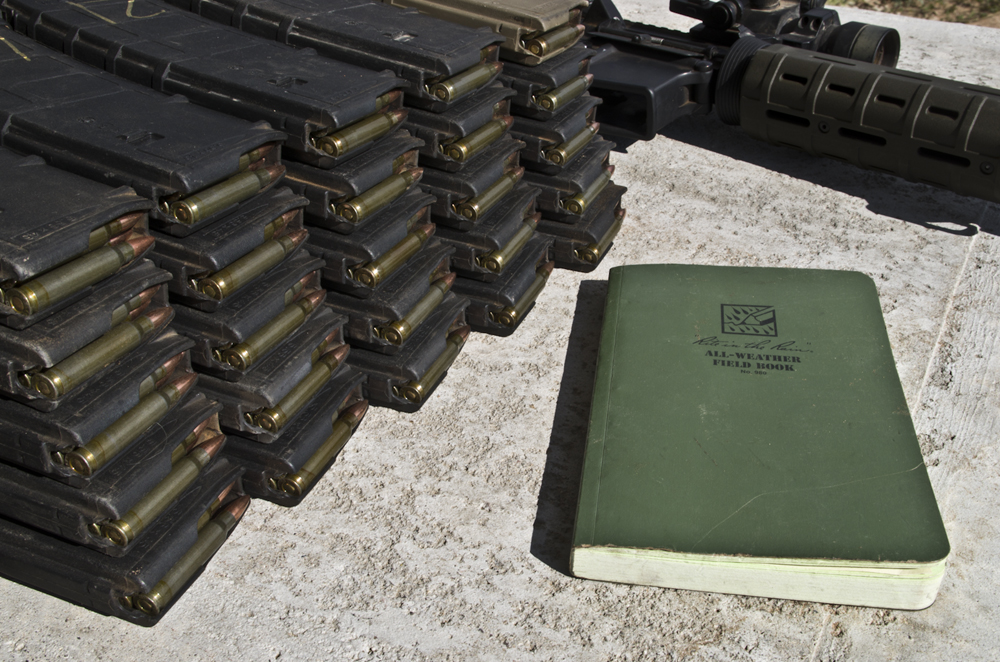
[570, 264, 950, 610]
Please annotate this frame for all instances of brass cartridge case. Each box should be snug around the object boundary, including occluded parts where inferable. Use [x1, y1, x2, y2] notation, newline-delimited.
[334, 168, 422, 224]
[522, 23, 584, 58]
[236, 144, 276, 172]
[87, 212, 143, 252]
[195, 483, 234, 531]
[169, 165, 283, 225]
[248, 345, 350, 433]
[8, 235, 153, 316]
[533, 74, 593, 112]
[378, 273, 455, 346]
[197, 229, 307, 301]
[134, 495, 250, 617]
[108, 285, 159, 328]
[221, 290, 324, 371]
[274, 401, 368, 498]
[137, 352, 185, 400]
[543, 122, 598, 166]
[169, 417, 215, 465]
[103, 436, 225, 548]
[32, 307, 171, 400]
[440, 116, 513, 163]
[575, 207, 626, 265]
[394, 326, 470, 404]
[312, 108, 407, 158]
[560, 165, 614, 215]
[426, 61, 503, 103]
[491, 261, 554, 328]
[452, 167, 524, 222]
[349, 223, 435, 289]
[64, 373, 197, 477]
[476, 214, 539, 274]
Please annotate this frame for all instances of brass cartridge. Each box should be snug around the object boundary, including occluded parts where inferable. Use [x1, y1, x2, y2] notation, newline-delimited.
[575, 207, 626, 265]
[349, 223, 435, 288]
[262, 210, 295, 242]
[197, 229, 307, 301]
[533, 74, 593, 113]
[522, 24, 584, 58]
[102, 435, 225, 548]
[273, 400, 369, 498]
[440, 116, 513, 163]
[560, 165, 614, 216]
[248, 344, 350, 433]
[377, 273, 455, 346]
[8, 235, 153, 316]
[394, 325, 470, 404]
[309, 330, 340, 364]
[137, 353, 185, 400]
[543, 122, 599, 166]
[169, 165, 284, 225]
[236, 144, 276, 172]
[134, 495, 250, 617]
[221, 289, 325, 371]
[196, 483, 234, 531]
[108, 285, 159, 328]
[87, 212, 143, 252]
[64, 373, 198, 477]
[312, 107, 407, 158]
[476, 213, 539, 274]
[491, 261, 554, 328]
[426, 61, 503, 103]
[452, 167, 524, 222]
[32, 307, 172, 400]
[169, 417, 215, 465]
[334, 168, 422, 224]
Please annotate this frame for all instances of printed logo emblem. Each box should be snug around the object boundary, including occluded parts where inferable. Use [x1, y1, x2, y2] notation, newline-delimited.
[721, 304, 778, 337]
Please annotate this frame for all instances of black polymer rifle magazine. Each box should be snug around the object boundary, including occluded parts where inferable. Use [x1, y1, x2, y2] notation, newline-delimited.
[0, 459, 244, 626]
[324, 239, 454, 354]
[160, 0, 504, 111]
[0, 394, 221, 555]
[537, 182, 626, 272]
[0, 149, 154, 327]
[511, 95, 600, 174]
[150, 187, 308, 311]
[347, 292, 469, 412]
[223, 366, 365, 506]
[171, 251, 324, 378]
[197, 306, 347, 442]
[435, 184, 540, 282]
[523, 137, 614, 219]
[0, 330, 193, 479]
[499, 44, 591, 120]
[420, 135, 525, 230]
[0, 260, 171, 401]
[284, 131, 424, 234]
[307, 190, 438, 298]
[4, 0, 407, 162]
[404, 84, 515, 172]
[452, 233, 553, 336]
[0, 29, 285, 236]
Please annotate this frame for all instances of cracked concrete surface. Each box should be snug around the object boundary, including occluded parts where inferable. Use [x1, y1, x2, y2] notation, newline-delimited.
[1, 5, 998, 661]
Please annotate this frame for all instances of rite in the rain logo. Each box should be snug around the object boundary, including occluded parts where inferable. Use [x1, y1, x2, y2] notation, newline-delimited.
[721, 304, 778, 337]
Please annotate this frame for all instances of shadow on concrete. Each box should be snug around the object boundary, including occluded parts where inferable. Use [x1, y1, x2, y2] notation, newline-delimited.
[617, 116, 998, 236]
[530, 279, 607, 576]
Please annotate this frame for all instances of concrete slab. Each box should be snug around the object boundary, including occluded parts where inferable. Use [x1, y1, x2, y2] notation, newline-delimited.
[0, 6, 997, 661]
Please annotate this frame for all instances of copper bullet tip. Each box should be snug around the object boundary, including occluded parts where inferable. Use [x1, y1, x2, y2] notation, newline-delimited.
[191, 416, 213, 441]
[606, 164, 616, 176]
[539, 261, 556, 277]
[574, 24, 586, 34]
[170, 372, 199, 396]
[491, 61, 503, 73]
[196, 434, 226, 459]
[512, 166, 525, 178]
[341, 399, 369, 422]
[264, 164, 285, 179]
[127, 234, 156, 256]
[451, 324, 472, 343]
[214, 481, 235, 504]
[257, 143, 276, 160]
[135, 285, 160, 306]
[286, 229, 308, 247]
[437, 272, 457, 288]
[390, 108, 409, 123]
[159, 352, 185, 379]
[501, 115, 514, 129]
[222, 494, 251, 522]
[303, 289, 326, 308]
[591, 122, 601, 133]
[407, 167, 424, 181]
[416, 222, 436, 239]
[328, 343, 350, 365]
[117, 212, 143, 233]
[584, 73, 595, 83]
[143, 306, 173, 330]
[321, 330, 339, 348]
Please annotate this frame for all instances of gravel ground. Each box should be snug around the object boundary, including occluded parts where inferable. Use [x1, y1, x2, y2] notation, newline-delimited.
[1, 6, 998, 661]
